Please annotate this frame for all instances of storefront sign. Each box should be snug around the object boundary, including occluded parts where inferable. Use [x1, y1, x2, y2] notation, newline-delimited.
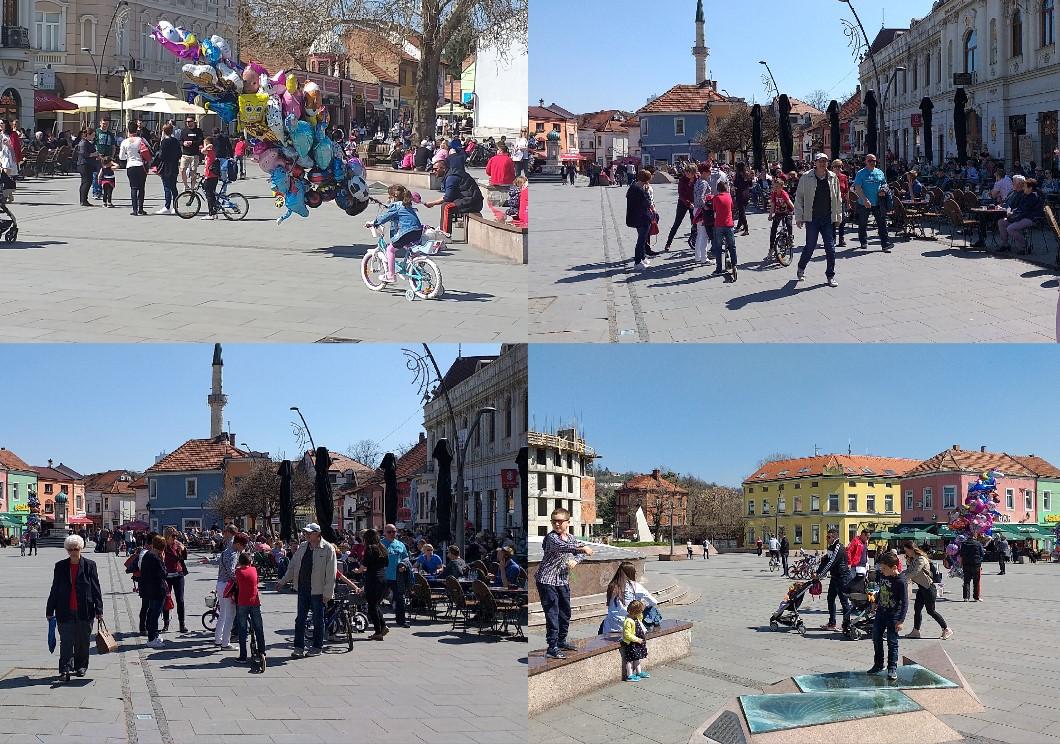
[12, 504, 28, 512]
[501, 469, 519, 489]
[910, 113, 922, 127]
[1045, 514, 1060, 523]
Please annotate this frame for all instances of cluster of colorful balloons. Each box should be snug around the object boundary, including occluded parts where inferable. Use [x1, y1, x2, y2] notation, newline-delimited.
[150, 21, 370, 223]
[26, 490, 40, 530]
[945, 471, 1005, 557]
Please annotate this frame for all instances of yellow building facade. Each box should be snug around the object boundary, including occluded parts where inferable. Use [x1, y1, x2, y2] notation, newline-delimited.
[742, 455, 922, 550]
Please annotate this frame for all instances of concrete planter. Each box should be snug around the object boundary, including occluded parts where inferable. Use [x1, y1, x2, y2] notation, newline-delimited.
[658, 553, 685, 561]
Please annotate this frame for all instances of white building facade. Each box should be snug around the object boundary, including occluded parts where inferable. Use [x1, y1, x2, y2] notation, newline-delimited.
[860, 0, 1059, 168]
[472, 22, 528, 139]
[528, 428, 598, 539]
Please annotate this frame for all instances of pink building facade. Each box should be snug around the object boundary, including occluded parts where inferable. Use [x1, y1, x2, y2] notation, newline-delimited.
[901, 446, 1039, 528]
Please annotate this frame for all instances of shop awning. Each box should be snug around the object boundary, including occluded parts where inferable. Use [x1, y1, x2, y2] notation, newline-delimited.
[34, 91, 78, 113]
[992, 524, 1042, 538]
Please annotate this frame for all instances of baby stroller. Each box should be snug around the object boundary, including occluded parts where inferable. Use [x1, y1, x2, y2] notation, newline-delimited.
[769, 578, 821, 635]
[843, 570, 879, 640]
[0, 177, 17, 242]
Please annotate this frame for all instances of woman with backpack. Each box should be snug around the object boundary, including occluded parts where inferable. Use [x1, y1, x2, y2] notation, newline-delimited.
[118, 121, 150, 215]
[900, 540, 952, 640]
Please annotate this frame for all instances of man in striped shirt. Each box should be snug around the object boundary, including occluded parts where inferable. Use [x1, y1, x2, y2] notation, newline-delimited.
[536, 508, 593, 659]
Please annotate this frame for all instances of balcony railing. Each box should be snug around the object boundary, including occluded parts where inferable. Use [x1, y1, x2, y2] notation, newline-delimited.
[2, 26, 30, 49]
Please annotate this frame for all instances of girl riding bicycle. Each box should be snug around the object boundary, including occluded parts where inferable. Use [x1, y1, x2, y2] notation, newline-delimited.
[366, 184, 423, 283]
[767, 176, 794, 262]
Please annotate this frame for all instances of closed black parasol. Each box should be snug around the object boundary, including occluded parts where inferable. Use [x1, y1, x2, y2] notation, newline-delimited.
[313, 447, 338, 542]
[381, 452, 398, 526]
[953, 87, 968, 167]
[864, 90, 879, 157]
[432, 438, 453, 547]
[751, 104, 765, 172]
[827, 100, 841, 161]
[920, 97, 934, 163]
[517, 447, 528, 562]
[778, 95, 795, 172]
[278, 460, 294, 542]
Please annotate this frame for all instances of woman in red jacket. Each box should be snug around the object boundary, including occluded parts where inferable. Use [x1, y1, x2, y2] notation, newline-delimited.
[233, 552, 266, 664]
[709, 181, 738, 282]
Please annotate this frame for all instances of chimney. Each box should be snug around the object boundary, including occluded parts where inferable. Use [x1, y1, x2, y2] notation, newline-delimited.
[980, 446, 986, 453]
[48, 458, 53, 468]
[419, 432, 426, 444]
[229, 433, 236, 447]
[652, 468, 661, 481]
[539, 98, 544, 108]
[952, 444, 960, 451]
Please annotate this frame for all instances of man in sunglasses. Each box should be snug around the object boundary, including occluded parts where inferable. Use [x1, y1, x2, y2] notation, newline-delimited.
[381, 524, 411, 628]
[536, 507, 593, 659]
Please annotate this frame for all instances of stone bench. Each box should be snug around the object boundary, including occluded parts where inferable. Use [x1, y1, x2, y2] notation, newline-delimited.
[364, 167, 440, 192]
[467, 213, 527, 264]
[527, 619, 692, 716]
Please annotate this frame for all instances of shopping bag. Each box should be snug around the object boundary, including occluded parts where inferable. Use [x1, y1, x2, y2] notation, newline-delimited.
[164, 591, 175, 612]
[95, 619, 118, 654]
[47, 616, 57, 653]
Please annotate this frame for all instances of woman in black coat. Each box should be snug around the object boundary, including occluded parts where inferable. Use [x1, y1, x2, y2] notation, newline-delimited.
[625, 169, 654, 268]
[138, 535, 170, 646]
[156, 123, 183, 215]
[46, 535, 103, 681]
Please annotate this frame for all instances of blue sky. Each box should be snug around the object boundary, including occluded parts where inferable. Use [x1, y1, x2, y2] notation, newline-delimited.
[530, 345, 1060, 486]
[1, 344, 500, 474]
[530, 0, 930, 112]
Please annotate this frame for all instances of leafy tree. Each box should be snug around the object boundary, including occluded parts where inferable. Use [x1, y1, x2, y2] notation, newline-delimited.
[240, 0, 527, 139]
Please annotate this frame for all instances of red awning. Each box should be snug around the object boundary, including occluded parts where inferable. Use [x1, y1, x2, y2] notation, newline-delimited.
[34, 91, 77, 113]
[559, 153, 593, 161]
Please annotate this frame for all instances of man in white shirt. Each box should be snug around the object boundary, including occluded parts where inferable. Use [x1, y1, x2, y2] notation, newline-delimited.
[768, 535, 780, 561]
[990, 165, 1013, 204]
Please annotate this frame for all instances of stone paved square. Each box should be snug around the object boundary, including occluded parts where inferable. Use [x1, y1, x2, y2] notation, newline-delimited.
[528, 182, 1059, 343]
[0, 545, 526, 744]
[0, 171, 526, 343]
[529, 553, 1060, 744]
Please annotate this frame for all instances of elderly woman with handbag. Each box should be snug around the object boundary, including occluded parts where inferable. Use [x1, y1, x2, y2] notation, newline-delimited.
[46, 534, 104, 682]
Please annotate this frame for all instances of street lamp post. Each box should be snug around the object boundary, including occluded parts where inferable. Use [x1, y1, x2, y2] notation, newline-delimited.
[455, 406, 495, 556]
[837, 0, 887, 172]
[881, 66, 906, 172]
[87, 0, 128, 127]
[758, 60, 780, 100]
[289, 406, 316, 452]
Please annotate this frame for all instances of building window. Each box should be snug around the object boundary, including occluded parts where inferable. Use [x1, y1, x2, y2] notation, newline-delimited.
[777, 497, 786, 513]
[567, 476, 573, 493]
[566, 452, 573, 470]
[793, 524, 803, 545]
[536, 473, 546, 491]
[1046, 491, 1052, 510]
[747, 527, 755, 545]
[990, 18, 998, 64]
[811, 524, 820, 544]
[884, 494, 893, 513]
[1013, 9, 1024, 56]
[80, 17, 95, 54]
[762, 500, 771, 515]
[943, 486, 956, 510]
[811, 495, 821, 512]
[847, 494, 856, 511]
[149, 479, 157, 499]
[848, 481, 856, 487]
[536, 448, 545, 465]
[924, 54, 931, 86]
[488, 409, 495, 442]
[793, 483, 800, 489]
[793, 496, 802, 512]
[923, 487, 933, 509]
[553, 474, 562, 492]
[964, 29, 977, 73]
[538, 525, 547, 536]
[905, 491, 913, 510]
[1025, 490, 1033, 511]
[1044, 0, 1056, 46]
[1006, 489, 1014, 509]
[828, 494, 839, 512]
[674, 118, 685, 136]
[912, 58, 918, 89]
[115, 10, 128, 56]
[947, 39, 953, 78]
[34, 9, 62, 51]
[185, 478, 197, 498]
[747, 501, 755, 516]
[866, 494, 875, 513]
[44, 483, 53, 494]
[537, 497, 546, 516]
[504, 396, 512, 437]
[747, 487, 754, 494]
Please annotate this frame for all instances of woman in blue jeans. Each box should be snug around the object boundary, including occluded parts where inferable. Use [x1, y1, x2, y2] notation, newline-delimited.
[154, 123, 182, 215]
[138, 535, 169, 648]
[625, 169, 654, 269]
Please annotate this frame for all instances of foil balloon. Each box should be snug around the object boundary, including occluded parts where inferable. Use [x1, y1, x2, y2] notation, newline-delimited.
[289, 119, 314, 158]
[204, 100, 237, 123]
[285, 73, 298, 94]
[182, 63, 219, 89]
[257, 147, 287, 175]
[313, 139, 333, 170]
[201, 37, 220, 63]
[266, 96, 285, 143]
[210, 34, 233, 62]
[238, 92, 270, 140]
[302, 81, 322, 123]
[281, 89, 302, 120]
[347, 175, 369, 202]
[216, 61, 243, 92]
[241, 67, 260, 93]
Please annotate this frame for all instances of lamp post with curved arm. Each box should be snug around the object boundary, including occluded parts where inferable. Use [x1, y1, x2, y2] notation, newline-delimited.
[837, 0, 887, 171]
[91, 0, 129, 127]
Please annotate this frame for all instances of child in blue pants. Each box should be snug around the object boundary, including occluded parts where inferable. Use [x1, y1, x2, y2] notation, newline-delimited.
[867, 551, 907, 680]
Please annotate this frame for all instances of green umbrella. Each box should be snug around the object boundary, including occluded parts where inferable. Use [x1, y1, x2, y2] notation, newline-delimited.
[933, 525, 956, 538]
[898, 529, 935, 543]
[869, 530, 895, 540]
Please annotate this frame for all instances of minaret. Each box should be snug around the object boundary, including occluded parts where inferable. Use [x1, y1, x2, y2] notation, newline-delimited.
[208, 343, 227, 438]
[693, 0, 708, 85]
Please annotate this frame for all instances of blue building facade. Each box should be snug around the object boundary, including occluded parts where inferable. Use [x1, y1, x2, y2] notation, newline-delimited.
[146, 469, 224, 533]
[640, 111, 710, 166]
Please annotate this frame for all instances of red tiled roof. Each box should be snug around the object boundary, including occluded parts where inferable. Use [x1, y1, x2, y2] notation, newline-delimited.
[618, 471, 688, 494]
[623, 116, 640, 127]
[905, 447, 1036, 478]
[839, 89, 862, 120]
[638, 82, 725, 114]
[129, 476, 147, 489]
[1001, 455, 1060, 479]
[528, 105, 574, 121]
[0, 448, 33, 472]
[396, 439, 427, 479]
[745, 455, 922, 484]
[577, 110, 631, 132]
[145, 436, 250, 474]
[32, 466, 75, 482]
[782, 96, 825, 118]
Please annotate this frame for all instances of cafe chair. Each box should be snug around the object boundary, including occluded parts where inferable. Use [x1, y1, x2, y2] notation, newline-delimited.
[470, 580, 502, 635]
[446, 576, 477, 633]
[942, 199, 978, 249]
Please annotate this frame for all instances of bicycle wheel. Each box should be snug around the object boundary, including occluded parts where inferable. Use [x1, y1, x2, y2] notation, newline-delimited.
[776, 231, 793, 267]
[220, 192, 249, 221]
[408, 256, 443, 299]
[360, 250, 388, 291]
[352, 612, 369, 633]
[201, 609, 217, 631]
[175, 190, 202, 219]
[341, 609, 354, 651]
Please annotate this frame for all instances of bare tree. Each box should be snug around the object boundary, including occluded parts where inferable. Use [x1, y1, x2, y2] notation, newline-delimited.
[205, 461, 314, 531]
[804, 89, 831, 113]
[756, 452, 795, 469]
[687, 484, 746, 541]
[240, 0, 528, 139]
[697, 103, 779, 162]
[347, 439, 383, 468]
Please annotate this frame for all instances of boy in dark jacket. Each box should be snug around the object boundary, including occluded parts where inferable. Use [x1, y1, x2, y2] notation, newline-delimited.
[959, 537, 985, 601]
[868, 551, 907, 680]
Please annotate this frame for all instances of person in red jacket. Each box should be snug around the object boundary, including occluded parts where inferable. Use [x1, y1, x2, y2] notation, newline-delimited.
[709, 180, 738, 282]
[232, 552, 265, 664]
[832, 159, 850, 246]
[485, 145, 516, 186]
[664, 163, 697, 251]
